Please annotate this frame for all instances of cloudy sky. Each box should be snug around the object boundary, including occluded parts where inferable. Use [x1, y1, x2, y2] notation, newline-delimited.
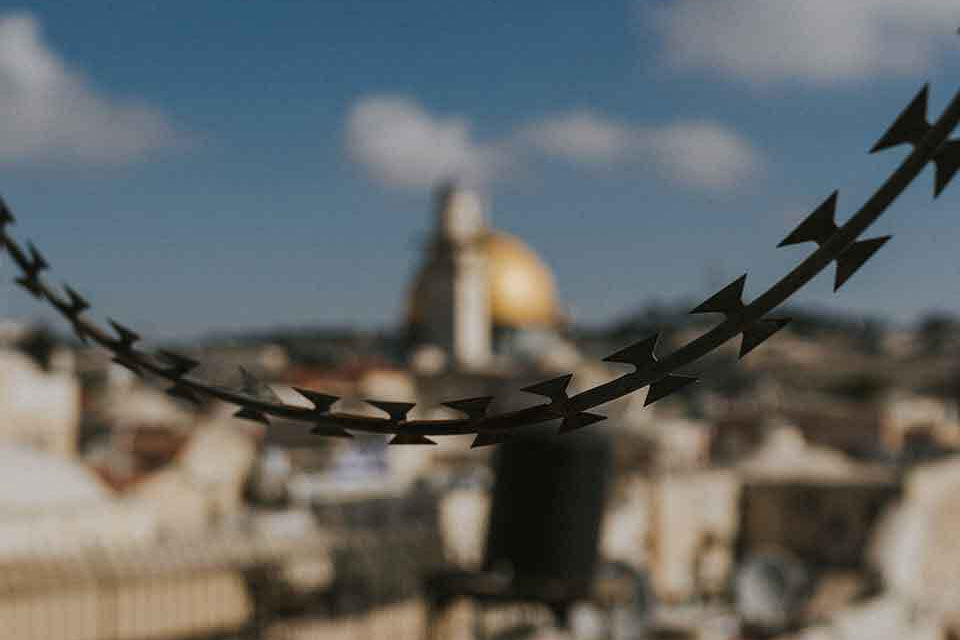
[0, 1, 958, 339]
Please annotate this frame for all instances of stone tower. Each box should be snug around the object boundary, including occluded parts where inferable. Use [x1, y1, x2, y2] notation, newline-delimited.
[413, 182, 492, 370]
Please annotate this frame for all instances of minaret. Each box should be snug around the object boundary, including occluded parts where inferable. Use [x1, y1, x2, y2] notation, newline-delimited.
[417, 182, 492, 369]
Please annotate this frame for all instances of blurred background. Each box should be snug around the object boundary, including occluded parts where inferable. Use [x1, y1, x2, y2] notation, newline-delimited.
[1, 2, 960, 639]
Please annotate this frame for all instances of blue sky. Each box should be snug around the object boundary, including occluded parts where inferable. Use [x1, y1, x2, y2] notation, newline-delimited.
[0, 1, 958, 339]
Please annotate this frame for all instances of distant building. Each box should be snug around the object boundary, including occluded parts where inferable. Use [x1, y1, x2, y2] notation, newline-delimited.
[0, 343, 78, 458]
[737, 425, 899, 570]
[407, 181, 572, 373]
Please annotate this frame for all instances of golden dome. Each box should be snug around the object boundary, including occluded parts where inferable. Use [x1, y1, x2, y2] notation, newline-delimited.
[408, 231, 558, 328]
[485, 232, 557, 326]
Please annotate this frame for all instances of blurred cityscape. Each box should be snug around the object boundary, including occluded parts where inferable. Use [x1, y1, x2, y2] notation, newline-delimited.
[3, 182, 960, 640]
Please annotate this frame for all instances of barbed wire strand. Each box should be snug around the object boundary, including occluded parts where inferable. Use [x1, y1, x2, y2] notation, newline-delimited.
[1, 84, 958, 447]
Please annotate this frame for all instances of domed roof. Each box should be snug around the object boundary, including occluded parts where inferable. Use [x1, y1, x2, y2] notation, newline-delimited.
[409, 231, 558, 328]
[485, 232, 557, 326]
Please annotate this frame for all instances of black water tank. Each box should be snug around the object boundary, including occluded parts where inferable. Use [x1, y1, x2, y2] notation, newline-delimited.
[483, 426, 613, 596]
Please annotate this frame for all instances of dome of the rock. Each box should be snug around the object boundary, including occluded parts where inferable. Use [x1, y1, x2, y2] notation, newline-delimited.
[409, 231, 557, 328]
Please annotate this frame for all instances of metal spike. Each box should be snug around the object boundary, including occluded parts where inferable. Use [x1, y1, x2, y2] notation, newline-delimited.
[644, 375, 698, 406]
[603, 333, 659, 370]
[111, 355, 143, 377]
[389, 433, 437, 445]
[309, 424, 353, 438]
[871, 85, 930, 153]
[234, 407, 269, 425]
[63, 285, 90, 315]
[739, 318, 791, 358]
[0, 197, 13, 228]
[471, 431, 513, 448]
[0, 199, 13, 247]
[108, 319, 140, 348]
[294, 388, 339, 413]
[69, 320, 89, 344]
[367, 400, 416, 422]
[238, 366, 279, 402]
[558, 412, 606, 434]
[56, 286, 88, 342]
[26, 242, 48, 273]
[691, 274, 747, 316]
[778, 191, 840, 247]
[166, 383, 201, 405]
[520, 374, 573, 403]
[14, 276, 44, 299]
[442, 396, 494, 420]
[156, 350, 200, 378]
[834, 236, 891, 291]
[934, 139, 960, 198]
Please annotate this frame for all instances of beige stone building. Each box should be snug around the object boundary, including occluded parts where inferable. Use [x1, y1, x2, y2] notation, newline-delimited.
[0, 348, 79, 457]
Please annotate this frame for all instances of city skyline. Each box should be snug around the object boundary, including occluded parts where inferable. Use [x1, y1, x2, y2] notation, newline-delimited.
[0, 2, 958, 339]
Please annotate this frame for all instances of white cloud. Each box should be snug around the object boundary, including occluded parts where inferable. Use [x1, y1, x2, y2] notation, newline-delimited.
[647, 121, 761, 190]
[345, 95, 497, 188]
[0, 12, 182, 163]
[346, 96, 760, 192]
[521, 112, 761, 190]
[521, 111, 632, 163]
[652, 0, 958, 85]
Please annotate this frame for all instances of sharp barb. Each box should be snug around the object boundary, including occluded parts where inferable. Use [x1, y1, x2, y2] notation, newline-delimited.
[690, 274, 747, 316]
[157, 350, 200, 378]
[739, 318, 791, 359]
[238, 366, 280, 402]
[63, 285, 90, 315]
[26, 242, 48, 273]
[778, 191, 840, 247]
[309, 424, 353, 438]
[834, 236, 891, 291]
[870, 84, 931, 153]
[603, 333, 660, 370]
[442, 396, 494, 420]
[367, 400, 416, 422]
[234, 407, 269, 425]
[520, 374, 573, 403]
[0, 196, 14, 227]
[53, 286, 87, 341]
[107, 319, 141, 348]
[166, 383, 201, 405]
[558, 412, 606, 434]
[389, 433, 437, 445]
[15, 276, 44, 299]
[70, 320, 89, 345]
[644, 374, 698, 406]
[934, 139, 960, 198]
[471, 431, 513, 448]
[294, 388, 340, 413]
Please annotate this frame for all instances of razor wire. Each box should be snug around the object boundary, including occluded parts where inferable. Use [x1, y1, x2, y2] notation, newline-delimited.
[1, 84, 959, 448]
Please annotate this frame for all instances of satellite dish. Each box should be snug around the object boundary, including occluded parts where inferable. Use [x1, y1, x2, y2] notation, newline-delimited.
[735, 550, 809, 634]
